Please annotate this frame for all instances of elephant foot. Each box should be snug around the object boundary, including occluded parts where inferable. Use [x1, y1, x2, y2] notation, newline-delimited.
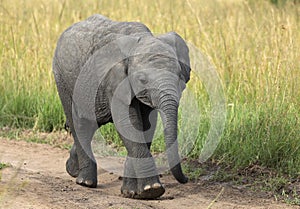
[66, 144, 79, 178]
[121, 177, 137, 198]
[121, 177, 165, 199]
[134, 182, 165, 199]
[66, 157, 79, 177]
[76, 175, 97, 188]
[75, 162, 98, 188]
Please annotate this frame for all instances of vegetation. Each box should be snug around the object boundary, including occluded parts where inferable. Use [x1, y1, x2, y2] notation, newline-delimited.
[0, 0, 299, 180]
[0, 163, 9, 170]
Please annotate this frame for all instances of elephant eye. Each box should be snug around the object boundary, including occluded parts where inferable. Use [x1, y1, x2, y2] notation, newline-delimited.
[136, 73, 148, 84]
[140, 77, 148, 84]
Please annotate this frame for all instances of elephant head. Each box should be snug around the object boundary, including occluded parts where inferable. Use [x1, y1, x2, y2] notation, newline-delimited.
[110, 32, 190, 184]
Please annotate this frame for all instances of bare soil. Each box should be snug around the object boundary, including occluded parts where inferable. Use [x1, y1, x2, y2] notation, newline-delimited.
[0, 135, 298, 209]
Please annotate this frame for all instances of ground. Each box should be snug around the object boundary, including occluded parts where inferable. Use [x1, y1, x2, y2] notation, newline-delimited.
[0, 135, 298, 209]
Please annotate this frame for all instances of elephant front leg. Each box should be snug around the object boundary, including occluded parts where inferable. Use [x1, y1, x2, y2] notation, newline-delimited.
[118, 101, 164, 199]
[121, 157, 137, 198]
[121, 141, 165, 199]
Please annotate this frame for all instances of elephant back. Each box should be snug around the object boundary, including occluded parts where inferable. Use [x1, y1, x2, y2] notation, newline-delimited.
[53, 14, 152, 92]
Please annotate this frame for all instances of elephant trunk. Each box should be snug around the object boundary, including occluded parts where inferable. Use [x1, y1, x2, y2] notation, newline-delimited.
[156, 88, 188, 184]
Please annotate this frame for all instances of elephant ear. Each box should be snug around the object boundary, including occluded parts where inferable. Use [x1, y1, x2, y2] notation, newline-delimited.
[114, 35, 142, 106]
[73, 34, 141, 125]
[157, 32, 191, 83]
[95, 34, 141, 106]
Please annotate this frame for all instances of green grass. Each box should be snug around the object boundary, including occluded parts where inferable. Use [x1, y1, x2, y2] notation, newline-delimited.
[0, 128, 72, 149]
[0, 162, 10, 182]
[0, 163, 9, 170]
[0, 0, 299, 179]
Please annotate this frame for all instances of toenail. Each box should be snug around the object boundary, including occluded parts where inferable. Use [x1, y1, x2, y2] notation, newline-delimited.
[152, 183, 161, 189]
[129, 191, 135, 198]
[77, 177, 83, 184]
[144, 185, 151, 191]
[85, 180, 93, 186]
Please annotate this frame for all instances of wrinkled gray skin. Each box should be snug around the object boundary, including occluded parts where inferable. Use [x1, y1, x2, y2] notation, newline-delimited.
[52, 15, 190, 199]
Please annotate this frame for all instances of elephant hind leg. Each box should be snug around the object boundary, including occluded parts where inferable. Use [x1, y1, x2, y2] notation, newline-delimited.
[66, 143, 79, 177]
[67, 113, 98, 188]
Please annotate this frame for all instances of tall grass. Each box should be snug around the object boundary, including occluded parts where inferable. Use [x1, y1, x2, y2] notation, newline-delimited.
[0, 0, 299, 175]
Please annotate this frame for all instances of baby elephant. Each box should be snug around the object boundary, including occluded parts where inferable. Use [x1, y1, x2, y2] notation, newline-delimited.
[52, 14, 190, 199]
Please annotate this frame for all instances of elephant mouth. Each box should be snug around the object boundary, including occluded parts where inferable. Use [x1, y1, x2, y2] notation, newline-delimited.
[135, 90, 154, 107]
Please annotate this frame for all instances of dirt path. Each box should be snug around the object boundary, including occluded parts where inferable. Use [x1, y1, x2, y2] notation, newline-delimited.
[0, 138, 297, 209]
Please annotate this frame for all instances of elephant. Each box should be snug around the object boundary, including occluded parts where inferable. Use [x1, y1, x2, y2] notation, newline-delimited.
[52, 14, 191, 199]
